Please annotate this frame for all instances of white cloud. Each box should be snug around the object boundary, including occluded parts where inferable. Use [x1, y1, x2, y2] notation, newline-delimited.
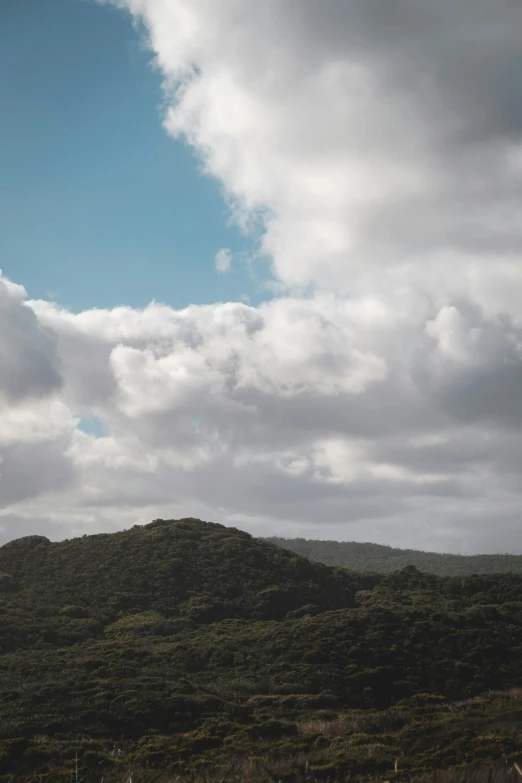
[215, 247, 232, 274]
[2, 285, 517, 553]
[0, 399, 75, 447]
[108, 0, 522, 313]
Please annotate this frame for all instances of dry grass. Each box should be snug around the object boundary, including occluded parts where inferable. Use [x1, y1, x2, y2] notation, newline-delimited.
[413, 768, 522, 783]
[59, 762, 522, 783]
[504, 689, 522, 700]
[296, 716, 355, 736]
[297, 711, 407, 737]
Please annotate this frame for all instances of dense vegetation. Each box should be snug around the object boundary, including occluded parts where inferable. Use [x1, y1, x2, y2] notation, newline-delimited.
[267, 537, 522, 576]
[2, 519, 522, 781]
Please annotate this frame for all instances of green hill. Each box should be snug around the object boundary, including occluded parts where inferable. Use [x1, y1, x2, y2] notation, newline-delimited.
[0, 518, 355, 652]
[267, 537, 522, 575]
[2, 519, 522, 781]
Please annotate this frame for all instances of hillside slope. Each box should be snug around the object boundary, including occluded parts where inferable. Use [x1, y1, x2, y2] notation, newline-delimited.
[0, 518, 356, 651]
[267, 536, 522, 575]
[2, 519, 522, 781]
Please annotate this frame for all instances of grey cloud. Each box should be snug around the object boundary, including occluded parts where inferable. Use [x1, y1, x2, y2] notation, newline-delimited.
[288, 0, 522, 143]
[0, 278, 62, 402]
[0, 440, 76, 509]
[433, 364, 522, 427]
[52, 329, 116, 409]
[414, 303, 522, 427]
[373, 432, 495, 476]
[0, 514, 68, 548]
[77, 446, 464, 525]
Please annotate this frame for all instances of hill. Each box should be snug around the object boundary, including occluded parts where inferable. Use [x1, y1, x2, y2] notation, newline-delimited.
[0, 518, 355, 652]
[267, 537, 522, 576]
[2, 519, 522, 781]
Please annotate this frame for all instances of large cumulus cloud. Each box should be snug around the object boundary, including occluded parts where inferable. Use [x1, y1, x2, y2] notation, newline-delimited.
[109, 0, 522, 308]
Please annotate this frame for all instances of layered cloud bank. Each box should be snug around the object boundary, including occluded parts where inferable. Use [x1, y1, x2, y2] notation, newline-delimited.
[3, 0, 522, 551]
[2, 269, 522, 553]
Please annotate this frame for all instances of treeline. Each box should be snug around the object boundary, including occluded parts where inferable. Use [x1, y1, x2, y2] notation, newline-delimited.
[267, 537, 522, 576]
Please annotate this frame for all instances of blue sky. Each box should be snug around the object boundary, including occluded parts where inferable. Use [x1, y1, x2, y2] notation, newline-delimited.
[0, 0, 265, 311]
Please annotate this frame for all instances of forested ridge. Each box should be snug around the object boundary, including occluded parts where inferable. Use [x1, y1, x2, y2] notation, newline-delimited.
[2, 518, 522, 781]
[267, 537, 522, 576]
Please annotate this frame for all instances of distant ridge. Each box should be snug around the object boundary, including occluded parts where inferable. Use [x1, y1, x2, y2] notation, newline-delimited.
[266, 536, 522, 576]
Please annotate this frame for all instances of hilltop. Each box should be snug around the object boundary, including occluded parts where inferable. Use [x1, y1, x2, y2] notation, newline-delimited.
[267, 537, 522, 576]
[0, 518, 355, 651]
[2, 519, 522, 781]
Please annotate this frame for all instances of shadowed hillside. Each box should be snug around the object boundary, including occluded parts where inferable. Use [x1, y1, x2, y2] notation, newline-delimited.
[0, 518, 356, 651]
[267, 537, 522, 576]
[2, 519, 522, 781]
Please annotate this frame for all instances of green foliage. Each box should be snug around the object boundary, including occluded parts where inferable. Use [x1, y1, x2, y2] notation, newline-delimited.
[105, 610, 170, 638]
[1, 519, 522, 780]
[267, 537, 522, 576]
[60, 604, 90, 618]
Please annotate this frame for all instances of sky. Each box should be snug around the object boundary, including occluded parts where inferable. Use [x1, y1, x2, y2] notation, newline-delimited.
[0, 0, 262, 310]
[2, 0, 522, 553]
